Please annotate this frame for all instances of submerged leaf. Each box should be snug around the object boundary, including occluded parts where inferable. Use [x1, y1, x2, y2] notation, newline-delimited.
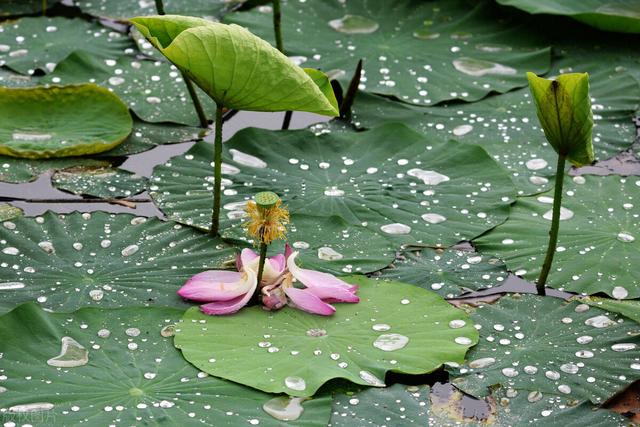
[527, 72, 594, 166]
[130, 15, 339, 116]
[0, 84, 132, 159]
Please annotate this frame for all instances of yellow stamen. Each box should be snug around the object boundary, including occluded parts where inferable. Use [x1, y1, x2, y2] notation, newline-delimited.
[243, 199, 289, 245]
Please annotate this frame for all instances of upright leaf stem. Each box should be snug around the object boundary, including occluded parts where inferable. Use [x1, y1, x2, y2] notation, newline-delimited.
[210, 103, 224, 236]
[42, 0, 47, 15]
[272, 0, 292, 130]
[536, 152, 566, 295]
[154, 0, 208, 128]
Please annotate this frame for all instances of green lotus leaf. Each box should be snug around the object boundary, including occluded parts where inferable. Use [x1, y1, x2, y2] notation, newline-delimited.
[331, 384, 630, 426]
[0, 303, 332, 426]
[0, 84, 132, 159]
[0, 17, 134, 75]
[585, 297, 640, 324]
[130, 15, 339, 116]
[474, 175, 640, 298]
[0, 0, 59, 16]
[174, 277, 478, 397]
[226, 0, 551, 105]
[149, 124, 516, 257]
[498, 0, 640, 33]
[527, 72, 594, 167]
[448, 294, 640, 404]
[0, 203, 22, 222]
[379, 249, 508, 298]
[74, 0, 240, 21]
[0, 212, 236, 314]
[51, 166, 148, 199]
[351, 62, 639, 195]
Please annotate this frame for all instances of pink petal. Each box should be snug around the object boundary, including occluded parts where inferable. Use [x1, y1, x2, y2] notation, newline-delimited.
[268, 254, 286, 274]
[284, 243, 293, 261]
[178, 270, 250, 302]
[262, 286, 287, 311]
[287, 252, 359, 302]
[200, 270, 257, 315]
[240, 248, 259, 269]
[284, 287, 336, 316]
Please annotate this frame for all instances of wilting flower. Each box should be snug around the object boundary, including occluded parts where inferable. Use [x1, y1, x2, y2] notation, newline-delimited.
[177, 246, 359, 315]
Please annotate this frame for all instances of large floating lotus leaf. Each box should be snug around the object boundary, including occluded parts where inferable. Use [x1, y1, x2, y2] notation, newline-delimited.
[226, 0, 551, 106]
[0, 17, 134, 75]
[150, 124, 515, 251]
[0, 156, 111, 183]
[0, 68, 40, 87]
[330, 384, 431, 426]
[44, 51, 217, 126]
[0, 212, 236, 314]
[0, 0, 59, 16]
[174, 277, 478, 397]
[449, 294, 640, 404]
[0, 84, 132, 159]
[75, 0, 239, 21]
[103, 120, 204, 157]
[352, 64, 639, 195]
[51, 166, 148, 199]
[330, 384, 629, 426]
[497, 0, 640, 33]
[379, 249, 508, 299]
[0, 304, 332, 426]
[527, 72, 594, 167]
[475, 175, 640, 298]
[130, 15, 338, 116]
[585, 297, 640, 324]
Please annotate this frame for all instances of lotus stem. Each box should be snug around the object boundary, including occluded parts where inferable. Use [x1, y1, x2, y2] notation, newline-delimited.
[210, 103, 224, 237]
[256, 241, 268, 285]
[273, 0, 284, 53]
[281, 111, 292, 130]
[42, 0, 46, 15]
[340, 59, 363, 121]
[154, 0, 165, 14]
[536, 152, 566, 295]
[154, 0, 208, 128]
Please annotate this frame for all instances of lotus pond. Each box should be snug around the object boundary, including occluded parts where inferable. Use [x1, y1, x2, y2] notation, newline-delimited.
[0, 0, 639, 426]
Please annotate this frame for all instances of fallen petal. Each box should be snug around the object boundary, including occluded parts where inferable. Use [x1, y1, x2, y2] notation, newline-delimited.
[284, 287, 336, 316]
[287, 252, 359, 302]
[178, 270, 249, 302]
[200, 270, 257, 315]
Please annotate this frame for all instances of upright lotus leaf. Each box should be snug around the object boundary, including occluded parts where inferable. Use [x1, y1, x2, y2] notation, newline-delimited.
[497, 0, 640, 33]
[475, 175, 640, 298]
[174, 277, 478, 397]
[0, 84, 132, 159]
[527, 72, 594, 167]
[0, 304, 332, 426]
[448, 294, 640, 404]
[130, 15, 339, 116]
[0, 212, 236, 314]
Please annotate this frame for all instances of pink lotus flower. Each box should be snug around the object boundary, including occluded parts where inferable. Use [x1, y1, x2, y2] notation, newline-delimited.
[177, 246, 359, 315]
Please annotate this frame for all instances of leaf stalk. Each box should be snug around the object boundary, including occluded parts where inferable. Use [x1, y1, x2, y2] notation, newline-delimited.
[210, 103, 224, 237]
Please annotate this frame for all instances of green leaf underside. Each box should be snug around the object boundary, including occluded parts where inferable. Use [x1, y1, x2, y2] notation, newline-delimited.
[378, 249, 508, 298]
[449, 294, 640, 404]
[0, 17, 134, 75]
[0, 304, 332, 426]
[585, 297, 640, 324]
[331, 383, 629, 426]
[130, 15, 339, 116]
[74, 0, 238, 21]
[474, 175, 640, 298]
[0, 85, 132, 159]
[226, 0, 551, 105]
[0, 212, 236, 315]
[149, 124, 515, 255]
[51, 167, 148, 199]
[497, 0, 640, 33]
[174, 277, 479, 397]
[527, 72, 594, 167]
[43, 51, 218, 126]
[351, 63, 638, 195]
